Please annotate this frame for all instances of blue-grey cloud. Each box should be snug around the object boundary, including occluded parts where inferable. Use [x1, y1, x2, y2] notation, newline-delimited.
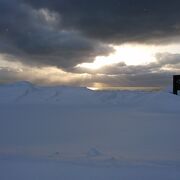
[23, 0, 180, 44]
[0, 0, 180, 86]
[0, 52, 179, 87]
[0, 0, 113, 69]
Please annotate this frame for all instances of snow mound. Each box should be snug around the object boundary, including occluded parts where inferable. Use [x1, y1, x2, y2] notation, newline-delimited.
[86, 148, 103, 158]
[0, 82, 179, 112]
[0, 82, 95, 105]
[0, 82, 180, 179]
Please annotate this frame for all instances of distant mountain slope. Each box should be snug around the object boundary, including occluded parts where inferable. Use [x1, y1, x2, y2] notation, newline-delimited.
[0, 82, 179, 112]
[0, 91, 179, 162]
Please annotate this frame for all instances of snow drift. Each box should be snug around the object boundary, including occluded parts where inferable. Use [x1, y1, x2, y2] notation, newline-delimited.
[0, 82, 180, 180]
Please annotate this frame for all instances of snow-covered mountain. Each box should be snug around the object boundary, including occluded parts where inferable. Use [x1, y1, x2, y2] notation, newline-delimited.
[0, 82, 180, 180]
[0, 81, 179, 110]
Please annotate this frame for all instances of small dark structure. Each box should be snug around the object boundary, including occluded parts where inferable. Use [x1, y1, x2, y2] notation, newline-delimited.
[173, 75, 180, 95]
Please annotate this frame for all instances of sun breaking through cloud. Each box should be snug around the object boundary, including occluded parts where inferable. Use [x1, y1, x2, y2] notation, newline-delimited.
[0, 0, 180, 87]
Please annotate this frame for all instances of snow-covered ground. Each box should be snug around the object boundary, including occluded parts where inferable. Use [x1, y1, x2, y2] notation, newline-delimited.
[0, 82, 180, 180]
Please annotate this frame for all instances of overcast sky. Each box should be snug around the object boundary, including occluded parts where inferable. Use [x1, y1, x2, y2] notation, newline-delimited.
[0, 0, 180, 88]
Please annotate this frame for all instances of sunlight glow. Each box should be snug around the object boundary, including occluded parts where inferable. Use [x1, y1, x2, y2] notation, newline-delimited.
[76, 44, 158, 70]
[113, 45, 157, 65]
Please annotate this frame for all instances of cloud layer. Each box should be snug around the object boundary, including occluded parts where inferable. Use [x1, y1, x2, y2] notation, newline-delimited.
[0, 52, 180, 87]
[0, 0, 113, 69]
[0, 0, 180, 87]
[24, 0, 180, 43]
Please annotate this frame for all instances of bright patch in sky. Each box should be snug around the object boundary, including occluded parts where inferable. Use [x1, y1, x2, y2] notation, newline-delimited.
[113, 45, 157, 65]
[76, 44, 157, 70]
[76, 43, 180, 70]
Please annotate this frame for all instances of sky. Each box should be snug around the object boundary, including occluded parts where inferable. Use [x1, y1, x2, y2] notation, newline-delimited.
[0, 0, 180, 88]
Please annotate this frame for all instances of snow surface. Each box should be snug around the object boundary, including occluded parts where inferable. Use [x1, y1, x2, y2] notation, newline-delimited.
[0, 82, 180, 180]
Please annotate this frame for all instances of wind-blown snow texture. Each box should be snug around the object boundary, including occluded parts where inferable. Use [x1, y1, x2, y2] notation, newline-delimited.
[0, 82, 180, 180]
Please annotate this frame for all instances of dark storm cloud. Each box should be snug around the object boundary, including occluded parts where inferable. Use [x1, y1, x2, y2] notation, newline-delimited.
[0, 0, 113, 69]
[1, 0, 180, 69]
[1, 0, 180, 87]
[23, 0, 180, 44]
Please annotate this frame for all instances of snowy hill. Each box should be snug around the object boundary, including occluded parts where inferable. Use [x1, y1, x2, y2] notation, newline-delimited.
[0, 82, 180, 180]
[0, 81, 179, 109]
